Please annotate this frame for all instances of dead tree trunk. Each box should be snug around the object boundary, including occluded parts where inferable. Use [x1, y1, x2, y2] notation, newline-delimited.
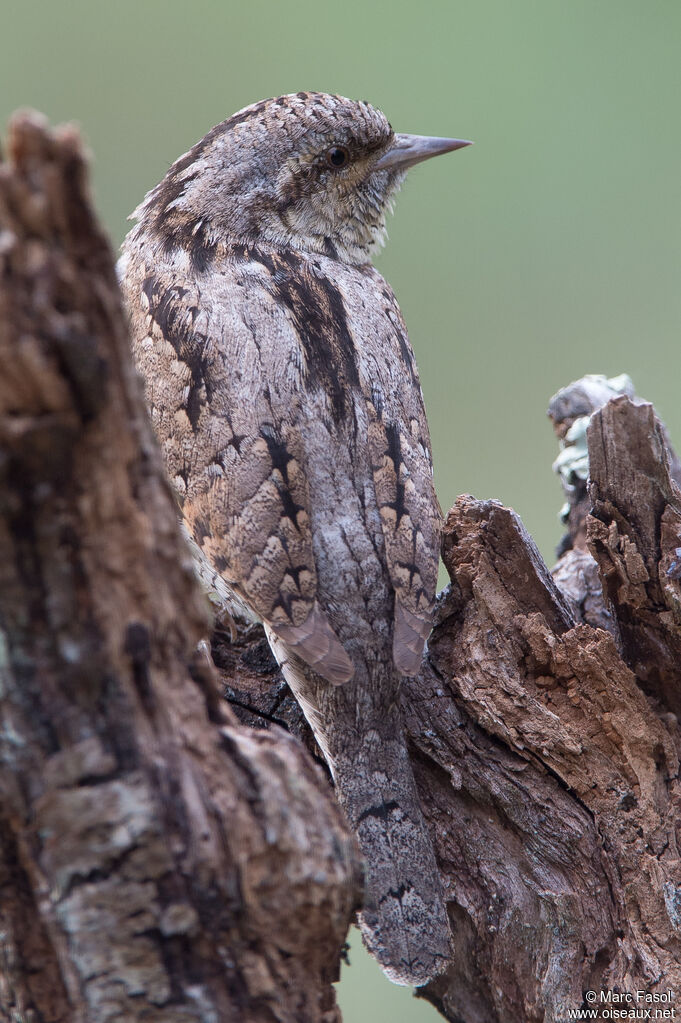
[0, 113, 361, 1023]
[1, 114, 680, 1023]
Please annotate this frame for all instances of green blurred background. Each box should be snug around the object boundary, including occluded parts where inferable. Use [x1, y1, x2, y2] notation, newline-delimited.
[3, 1, 680, 1017]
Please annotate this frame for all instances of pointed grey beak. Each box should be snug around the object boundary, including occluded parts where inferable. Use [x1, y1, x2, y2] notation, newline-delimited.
[373, 133, 472, 172]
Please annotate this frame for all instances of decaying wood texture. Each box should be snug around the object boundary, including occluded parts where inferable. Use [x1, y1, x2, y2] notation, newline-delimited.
[1, 114, 681, 1023]
[220, 408, 681, 1021]
[0, 113, 360, 1023]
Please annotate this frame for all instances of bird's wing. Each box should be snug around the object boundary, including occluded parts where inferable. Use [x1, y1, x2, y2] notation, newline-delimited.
[357, 271, 442, 675]
[124, 257, 353, 685]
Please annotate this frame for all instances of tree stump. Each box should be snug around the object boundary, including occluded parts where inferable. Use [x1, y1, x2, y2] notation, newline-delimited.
[1, 114, 680, 1023]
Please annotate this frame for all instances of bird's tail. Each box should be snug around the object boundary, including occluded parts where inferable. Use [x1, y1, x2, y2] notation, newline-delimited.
[266, 628, 452, 986]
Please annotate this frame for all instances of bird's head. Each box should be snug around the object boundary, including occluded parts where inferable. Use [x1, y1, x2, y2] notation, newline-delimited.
[132, 92, 470, 267]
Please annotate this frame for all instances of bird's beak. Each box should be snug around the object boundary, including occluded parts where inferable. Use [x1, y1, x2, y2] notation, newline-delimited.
[373, 133, 472, 172]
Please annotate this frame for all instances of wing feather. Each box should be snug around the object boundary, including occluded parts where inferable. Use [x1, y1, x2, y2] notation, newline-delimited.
[123, 255, 353, 685]
[353, 270, 442, 674]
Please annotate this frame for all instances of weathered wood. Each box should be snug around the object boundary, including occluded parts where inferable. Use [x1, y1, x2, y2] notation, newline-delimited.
[220, 412, 681, 1022]
[3, 112, 681, 1023]
[588, 397, 681, 716]
[420, 496, 681, 1020]
[0, 112, 360, 1023]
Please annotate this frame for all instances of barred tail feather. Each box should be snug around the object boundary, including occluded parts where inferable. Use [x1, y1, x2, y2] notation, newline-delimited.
[265, 626, 451, 986]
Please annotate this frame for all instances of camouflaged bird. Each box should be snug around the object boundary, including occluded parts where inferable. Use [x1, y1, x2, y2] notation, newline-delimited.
[119, 91, 470, 986]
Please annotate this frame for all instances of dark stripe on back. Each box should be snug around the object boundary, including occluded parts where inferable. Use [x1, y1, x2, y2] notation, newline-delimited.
[161, 218, 218, 274]
[143, 275, 211, 433]
[147, 98, 272, 216]
[142, 100, 274, 271]
[385, 423, 408, 528]
[251, 247, 361, 424]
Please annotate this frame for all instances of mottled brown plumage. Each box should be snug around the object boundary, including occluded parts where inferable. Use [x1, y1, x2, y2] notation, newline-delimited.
[119, 91, 470, 984]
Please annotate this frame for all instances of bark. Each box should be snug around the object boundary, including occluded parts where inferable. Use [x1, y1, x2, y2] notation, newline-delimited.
[221, 402, 681, 1022]
[2, 113, 681, 1023]
[0, 113, 360, 1023]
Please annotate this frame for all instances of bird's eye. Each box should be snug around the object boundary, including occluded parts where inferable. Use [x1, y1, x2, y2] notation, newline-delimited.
[326, 146, 350, 168]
